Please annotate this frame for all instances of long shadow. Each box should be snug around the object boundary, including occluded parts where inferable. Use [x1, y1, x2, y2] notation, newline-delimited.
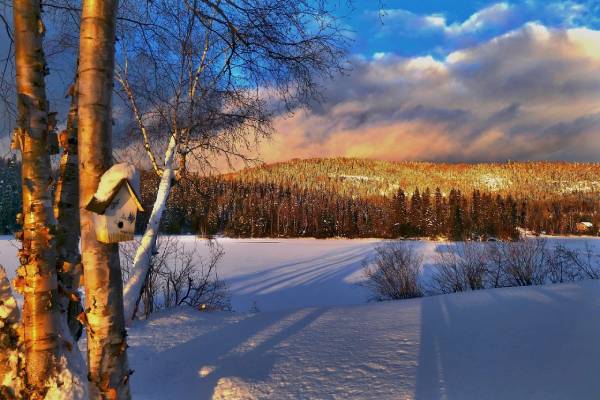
[414, 295, 451, 400]
[131, 307, 325, 399]
[227, 246, 374, 289]
[414, 282, 600, 399]
[225, 245, 376, 311]
[203, 308, 326, 398]
[130, 309, 295, 398]
[229, 247, 370, 293]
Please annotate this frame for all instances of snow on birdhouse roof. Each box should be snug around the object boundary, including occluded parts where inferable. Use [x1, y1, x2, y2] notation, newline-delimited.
[85, 163, 144, 214]
[579, 221, 593, 227]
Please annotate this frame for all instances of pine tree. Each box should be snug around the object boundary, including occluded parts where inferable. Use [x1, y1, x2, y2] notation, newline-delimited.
[409, 188, 422, 236]
[421, 188, 433, 236]
[393, 189, 408, 237]
[448, 189, 464, 240]
[433, 187, 445, 236]
[471, 190, 482, 236]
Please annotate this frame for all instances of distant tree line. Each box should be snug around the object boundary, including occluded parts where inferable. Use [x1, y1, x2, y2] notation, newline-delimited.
[1, 162, 597, 240]
[136, 171, 599, 240]
[0, 157, 21, 234]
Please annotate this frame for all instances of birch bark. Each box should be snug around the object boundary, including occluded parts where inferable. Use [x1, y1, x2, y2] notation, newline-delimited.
[123, 133, 177, 323]
[78, 0, 132, 398]
[13, 0, 61, 397]
[54, 80, 84, 341]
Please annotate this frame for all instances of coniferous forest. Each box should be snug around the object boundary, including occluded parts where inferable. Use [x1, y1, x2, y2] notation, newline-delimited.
[0, 157, 22, 234]
[135, 158, 600, 240]
[1, 157, 598, 240]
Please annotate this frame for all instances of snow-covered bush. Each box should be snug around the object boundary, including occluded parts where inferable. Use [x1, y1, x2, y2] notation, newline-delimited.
[363, 241, 422, 301]
[120, 237, 230, 318]
[430, 242, 488, 293]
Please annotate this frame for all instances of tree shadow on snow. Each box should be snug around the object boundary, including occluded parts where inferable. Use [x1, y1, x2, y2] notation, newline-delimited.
[414, 282, 600, 400]
[225, 246, 375, 311]
[132, 307, 326, 399]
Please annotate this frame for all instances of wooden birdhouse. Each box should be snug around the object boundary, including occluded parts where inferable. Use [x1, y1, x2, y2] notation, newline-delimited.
[85, 164, 144, 243]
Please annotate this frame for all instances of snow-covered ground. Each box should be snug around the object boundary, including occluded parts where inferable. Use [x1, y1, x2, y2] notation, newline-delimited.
[129, 280, 600, 400]
[197, 238, 383, 312]
[131, 236, 600, 312]
[1, 236, 599, 399]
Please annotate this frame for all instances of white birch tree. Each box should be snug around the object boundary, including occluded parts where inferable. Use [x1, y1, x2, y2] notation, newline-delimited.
[77, 0, 132, 398]
[114, 0, 348, 322]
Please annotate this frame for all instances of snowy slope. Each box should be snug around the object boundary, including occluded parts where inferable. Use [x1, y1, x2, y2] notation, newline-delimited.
[128, 280, 600, 400]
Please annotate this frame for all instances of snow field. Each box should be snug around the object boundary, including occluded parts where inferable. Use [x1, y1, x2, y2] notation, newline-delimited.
[1, 236, 599, 399]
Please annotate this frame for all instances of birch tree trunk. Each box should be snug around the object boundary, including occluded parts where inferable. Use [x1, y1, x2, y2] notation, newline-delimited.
[13, 0, 61, 397]
[123, 133, 177, 323]
[78, 0, 132, 398]
[54, 80, 84, 341]
[52, 79, 89, 399]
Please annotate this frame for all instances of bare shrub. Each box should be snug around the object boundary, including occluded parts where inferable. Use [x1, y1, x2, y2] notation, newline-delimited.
[442, 239, 600, 290]
[368, 238, 599, 301]
[497, 239, 548, 286]
[363, 241, 422, 301]
[483, 242, 505, 288]
[485, 240, 596, 286]
[555, 242, 600, 280]
[546, 244, 579, 284]
[430, 242, 488, 294]
[121, 237, 230, 318]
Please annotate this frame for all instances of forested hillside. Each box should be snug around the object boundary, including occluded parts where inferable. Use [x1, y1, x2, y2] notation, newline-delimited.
[225, 158, 600, 199]
[136, 158, 600, 240]
[1, 157, 598, 239]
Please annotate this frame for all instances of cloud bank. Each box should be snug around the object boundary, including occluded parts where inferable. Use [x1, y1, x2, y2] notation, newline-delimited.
[257, 23, 600, 163]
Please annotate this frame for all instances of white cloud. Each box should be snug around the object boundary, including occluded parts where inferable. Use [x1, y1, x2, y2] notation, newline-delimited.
[377, 9, 447, 32]
[373, 1, 595, 49]
[424, 15, 446, 28]
[256, 24, 600, 163]
[445, 3, 514, 35]
[377, 2, 516, 37]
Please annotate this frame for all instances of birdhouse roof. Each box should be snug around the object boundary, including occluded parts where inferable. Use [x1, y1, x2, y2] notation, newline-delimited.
[85, 164, 144, 215]
[85, 179, 144, 215]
